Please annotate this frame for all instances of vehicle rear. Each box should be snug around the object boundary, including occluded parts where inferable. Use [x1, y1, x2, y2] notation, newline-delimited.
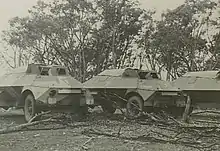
[0, 66, 36, 110]
[172, 71, 220, 109]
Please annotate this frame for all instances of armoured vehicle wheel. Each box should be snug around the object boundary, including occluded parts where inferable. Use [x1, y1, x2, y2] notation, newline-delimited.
[126, 96, 143, 118]
[24, 93, 37, 122]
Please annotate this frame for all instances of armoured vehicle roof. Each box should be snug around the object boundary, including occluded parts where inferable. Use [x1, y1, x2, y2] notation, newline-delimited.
[5, 64, 67, 75]
[84, 68, 177, 90]
[98, 68, 157, 77]
[0, 64, 82, 88]
[172, 70, 220, 91]
[182, 71, 220, 78]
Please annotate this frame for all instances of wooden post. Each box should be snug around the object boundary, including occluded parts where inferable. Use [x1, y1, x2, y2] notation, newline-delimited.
[182, 95, 191, 123]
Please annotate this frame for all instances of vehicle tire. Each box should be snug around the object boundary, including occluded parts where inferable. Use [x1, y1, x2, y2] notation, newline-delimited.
[126, 96, 144, 119]
[23, 93, 37, 122]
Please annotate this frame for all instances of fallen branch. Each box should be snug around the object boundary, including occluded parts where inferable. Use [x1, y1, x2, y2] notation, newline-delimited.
[117, 116, 126, 137]
[192, 110, 220, 115]
[0, 118, 56, 134]
[194, 119, 220, 125]
[157, 125, 179, 133]
[178, 122, 220, 129]
[160, 111, 184, 126]
[82, 128, 207, 150]
[29, 111, 51, 123]
[81, 137, 95, 150]
[150, 130, 172, 138]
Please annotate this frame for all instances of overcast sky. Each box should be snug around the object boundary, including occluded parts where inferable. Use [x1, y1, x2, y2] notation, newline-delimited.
[0, 0, 185, 31]
[140, 0, 185, 12]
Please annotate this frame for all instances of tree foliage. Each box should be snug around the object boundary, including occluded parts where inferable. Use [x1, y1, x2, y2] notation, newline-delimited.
[137, 0, 218, 80]
[2, 0, 150, 81]
[1, 0, 220, 81]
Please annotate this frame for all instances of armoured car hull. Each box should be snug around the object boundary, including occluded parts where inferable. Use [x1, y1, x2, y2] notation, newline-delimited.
[0, 64, 90, 122]
[172, 71, 220, 109]
[84, 68, 187, 118]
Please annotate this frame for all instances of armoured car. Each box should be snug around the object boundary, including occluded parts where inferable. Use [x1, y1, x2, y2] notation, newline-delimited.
[83, 68, 186, 118]
[172, 71, 220, 110]
[0, 64, 91, 122]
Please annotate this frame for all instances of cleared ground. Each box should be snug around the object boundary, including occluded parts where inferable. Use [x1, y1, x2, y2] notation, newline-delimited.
[0, 108, 219, 151]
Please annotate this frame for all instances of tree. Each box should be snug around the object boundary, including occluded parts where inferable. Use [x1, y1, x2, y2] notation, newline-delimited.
[2, 0, 151, 81]
[93, 0, 149, 70]
[2, 0, 99, 82]
[138, 0, 217, 80]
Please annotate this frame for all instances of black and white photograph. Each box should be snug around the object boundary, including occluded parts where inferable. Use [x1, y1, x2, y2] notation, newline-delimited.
[0, 0, 220, 150]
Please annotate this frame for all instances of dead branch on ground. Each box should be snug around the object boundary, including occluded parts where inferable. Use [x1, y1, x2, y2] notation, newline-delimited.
[81, 137, 95, 150]
[192, 110, 220, 115]
[194, 119, 220, 125]
[82, 128, 218, 151]
[117, 116, 126, 137]
[0, 118, 56, 134]
[29, 111, 51, 123]
[0, 111, 90, 135]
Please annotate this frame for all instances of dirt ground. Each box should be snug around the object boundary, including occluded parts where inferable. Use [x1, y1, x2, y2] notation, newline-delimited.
[0, 108, 219, 151]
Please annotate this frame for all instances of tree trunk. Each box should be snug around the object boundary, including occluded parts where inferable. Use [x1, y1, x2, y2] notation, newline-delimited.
[14, 50, 17, 68]
[82, 49, 86, 82]
[112, 27, 116, 69]
[79, 46, 86, 83]
[18, 49, 22, 67]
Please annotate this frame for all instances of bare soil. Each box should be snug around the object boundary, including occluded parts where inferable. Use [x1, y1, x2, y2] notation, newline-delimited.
[0, 107, 219, 151]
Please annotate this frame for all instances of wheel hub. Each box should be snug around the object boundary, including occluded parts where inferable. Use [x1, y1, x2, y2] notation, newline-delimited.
[128, 100, 141, 116]
[27, 99, 33, 114]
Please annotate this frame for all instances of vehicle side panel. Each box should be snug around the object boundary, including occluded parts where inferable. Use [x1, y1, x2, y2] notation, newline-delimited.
[84, 76, 138, 89]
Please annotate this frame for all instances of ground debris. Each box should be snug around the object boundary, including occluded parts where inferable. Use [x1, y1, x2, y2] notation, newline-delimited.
[80, 111, 220, 151]
[1, 109, 220, 151]
[0, 118, 56, 134]
[0, 112, 89, 135]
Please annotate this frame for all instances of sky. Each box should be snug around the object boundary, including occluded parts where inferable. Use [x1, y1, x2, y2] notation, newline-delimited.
[0, 0, 185, 75]
[0, 0, 37, 31]
[140, 0, 185, 13]
[0, 0, 185, 32]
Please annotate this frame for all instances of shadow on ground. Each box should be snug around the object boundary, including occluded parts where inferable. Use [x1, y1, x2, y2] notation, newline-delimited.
[0, 109, 25, 125]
